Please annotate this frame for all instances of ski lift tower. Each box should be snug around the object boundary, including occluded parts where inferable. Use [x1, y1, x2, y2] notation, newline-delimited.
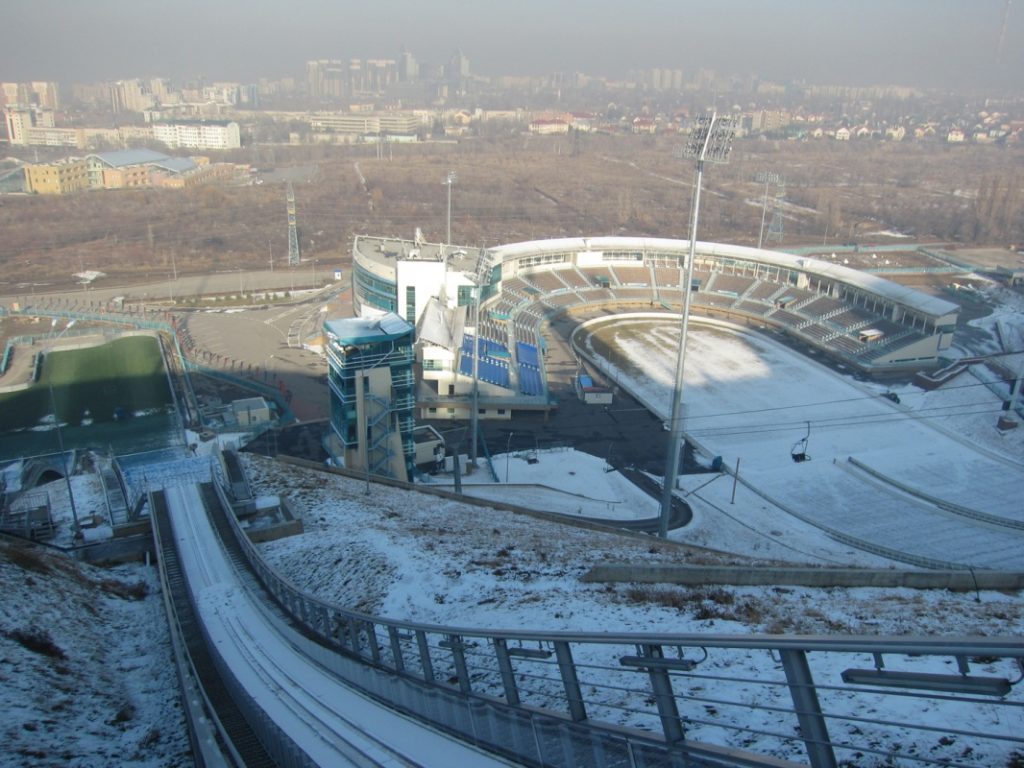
[659, 113, 736, 539]
[286, 182, 300, 267]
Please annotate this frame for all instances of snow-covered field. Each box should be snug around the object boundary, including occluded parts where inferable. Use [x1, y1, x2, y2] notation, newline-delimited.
[579, 315, 1024, 568]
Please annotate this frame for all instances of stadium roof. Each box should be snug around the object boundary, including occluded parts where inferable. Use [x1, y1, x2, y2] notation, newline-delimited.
[89, 148, 171, 168]
[488, 236, 960, 319]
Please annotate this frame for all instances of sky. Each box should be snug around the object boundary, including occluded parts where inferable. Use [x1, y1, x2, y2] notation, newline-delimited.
[3, 0, 1023, 93]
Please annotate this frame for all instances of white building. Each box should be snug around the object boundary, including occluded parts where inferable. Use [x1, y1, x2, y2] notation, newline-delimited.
[151, 120, 241, 150]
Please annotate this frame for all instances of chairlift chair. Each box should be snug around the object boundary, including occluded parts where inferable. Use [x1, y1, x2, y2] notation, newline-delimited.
[791, 421, 811, 463]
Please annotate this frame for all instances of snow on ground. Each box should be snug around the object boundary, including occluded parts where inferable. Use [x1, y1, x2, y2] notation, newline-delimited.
[580, 316, 1024, 568]
[0, 542, 189, 767]
[419, 447, 660, 520]
[242, 452, 1024, 765]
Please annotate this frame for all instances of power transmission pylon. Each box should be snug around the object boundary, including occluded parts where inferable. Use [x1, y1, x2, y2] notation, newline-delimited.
[287, 182, 300, 267]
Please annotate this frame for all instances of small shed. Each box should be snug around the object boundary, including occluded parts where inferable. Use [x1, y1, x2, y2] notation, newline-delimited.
[230, 397, 272, 427]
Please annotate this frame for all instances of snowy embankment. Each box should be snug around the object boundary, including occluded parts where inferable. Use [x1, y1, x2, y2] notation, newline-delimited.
[243, 452, 1023, 766]
[0, 541, 189, 767]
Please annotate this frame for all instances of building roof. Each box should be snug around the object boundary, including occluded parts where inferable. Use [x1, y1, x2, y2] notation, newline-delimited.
[416, 298, 466, 348]
[89, 148, 171, 168]
[151, 156, 197, 174]
[324, 313, 413, 344]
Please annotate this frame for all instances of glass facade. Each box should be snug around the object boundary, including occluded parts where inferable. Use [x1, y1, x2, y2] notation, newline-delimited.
[325, 317, 416, 481]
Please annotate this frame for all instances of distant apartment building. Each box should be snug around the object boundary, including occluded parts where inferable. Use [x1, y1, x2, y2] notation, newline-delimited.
[23, 148, 240, 195]
[307, 112, 421, 137]
[111, 79, 157, 113]
[151, 120, 241, 150]
[0, 81, 59, 109]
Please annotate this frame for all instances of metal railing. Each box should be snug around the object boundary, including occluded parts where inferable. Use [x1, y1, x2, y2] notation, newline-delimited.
[209, 475, 1024, 768]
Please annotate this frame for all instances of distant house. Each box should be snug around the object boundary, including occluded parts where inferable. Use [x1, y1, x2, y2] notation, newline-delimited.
[632, 117, 657, 134]
[946, 129, 966, 143]
[834, 127, 851, 141]
[528, 118, 570, 135]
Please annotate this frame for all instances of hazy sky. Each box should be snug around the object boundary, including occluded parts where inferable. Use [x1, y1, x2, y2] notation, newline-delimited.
[4, 0, 1022, 93]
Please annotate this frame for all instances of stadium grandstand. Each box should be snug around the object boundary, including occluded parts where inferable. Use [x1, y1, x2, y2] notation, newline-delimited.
[351, 235, 960, 419]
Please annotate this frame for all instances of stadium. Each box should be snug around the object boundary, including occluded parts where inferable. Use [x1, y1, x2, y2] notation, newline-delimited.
[351, 234, 960, 422]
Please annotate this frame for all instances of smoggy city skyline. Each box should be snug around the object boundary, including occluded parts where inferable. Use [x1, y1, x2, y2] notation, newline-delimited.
[3, 0, 1023, 94]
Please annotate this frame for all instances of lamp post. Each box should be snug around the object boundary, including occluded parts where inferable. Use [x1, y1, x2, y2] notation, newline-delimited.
[444, 171, 457, 249]
[659, 113, 736, 539]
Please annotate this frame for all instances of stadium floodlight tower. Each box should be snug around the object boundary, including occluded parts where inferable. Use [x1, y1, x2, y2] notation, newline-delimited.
[444, 171, 457, 250]
[659, 112, 736, 539]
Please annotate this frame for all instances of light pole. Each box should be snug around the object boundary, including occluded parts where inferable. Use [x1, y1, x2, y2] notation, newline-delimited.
[505, 431, 514, 483]
[443, 171, 457, 249]
[659, 113, 736, 539]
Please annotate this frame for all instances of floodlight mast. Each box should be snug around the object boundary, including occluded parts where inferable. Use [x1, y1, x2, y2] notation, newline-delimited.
[659, 113, 735, 539]
[444, 171, 457, 249]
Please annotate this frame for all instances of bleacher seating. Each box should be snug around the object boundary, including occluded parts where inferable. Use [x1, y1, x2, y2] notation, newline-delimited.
[768, 308, 804, 327]
[800, 295, 847, 318]
[800, 324, 834, 343]
[734, 300, 772, 317]
[609, 287, 656, 302]
[653, 267, 681, 288]
[711, 274, 756, 295]
[518, 365, 544, 396]
[831, 335, 867, 356]
[611, 265, 649, 285]
[543, 293, 584, 308]
[830, 307, 878, 330]
[516, 342, 540, 368]
[556, 267, 590, 289]
[692, 270, 713, 290]
[460, 334, 513, 388]
[578, 266, 615, 286]
[524, 271, 567, 293]
[745, 280, 783, 301]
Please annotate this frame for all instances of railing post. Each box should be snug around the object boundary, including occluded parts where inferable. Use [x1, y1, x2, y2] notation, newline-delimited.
[554, 641, 587, 722]
[346, 617, 362, 655]
[779, 648, 837, 768]
[365, 622, 381, 664]
[641, 644, 686, 745]
[493, 639, 520, 706]
[416, 629, 435, 682]
[387, 626, 405, 673]
[447, 634, 472, 693]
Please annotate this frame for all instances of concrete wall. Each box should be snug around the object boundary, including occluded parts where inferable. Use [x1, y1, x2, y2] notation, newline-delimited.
[582, 564, 1024, 590]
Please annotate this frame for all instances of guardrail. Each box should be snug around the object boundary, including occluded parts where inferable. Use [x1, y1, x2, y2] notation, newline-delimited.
[209, 471, 1024, 767]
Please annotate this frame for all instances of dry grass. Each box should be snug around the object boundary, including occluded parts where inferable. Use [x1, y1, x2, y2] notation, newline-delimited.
[3, 627, 66, 659]
[3, 137, 1020, 291]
